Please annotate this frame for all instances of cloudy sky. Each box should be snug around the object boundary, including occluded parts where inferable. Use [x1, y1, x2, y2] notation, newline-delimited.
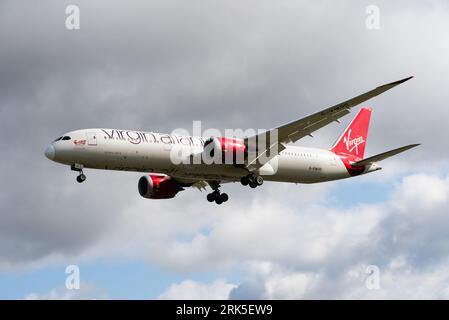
[1, 0, 449, 299]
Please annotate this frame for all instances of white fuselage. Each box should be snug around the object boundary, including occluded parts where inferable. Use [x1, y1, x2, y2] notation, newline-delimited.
[45, 128, 360, 184]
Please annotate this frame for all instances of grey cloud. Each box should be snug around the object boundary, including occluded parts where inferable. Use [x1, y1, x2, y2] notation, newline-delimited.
[225, 174, 449, 299]
[0, 1, 448, 301]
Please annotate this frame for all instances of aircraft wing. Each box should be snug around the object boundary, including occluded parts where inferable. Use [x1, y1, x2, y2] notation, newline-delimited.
[351, 144, 420, 167]
[245, 76, 414, 170]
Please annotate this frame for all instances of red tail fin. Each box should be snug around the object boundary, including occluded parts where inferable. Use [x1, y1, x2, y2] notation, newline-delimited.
[331, 107, 371, 159]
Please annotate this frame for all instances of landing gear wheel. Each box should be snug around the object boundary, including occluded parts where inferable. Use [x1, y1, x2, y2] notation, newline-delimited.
[215, 197, 223, 205]
[240, 176, 249, 186]
[76, 173, 86, 183]
[248, 175, 256, 184]
[255, 175, 264, 186]
[220, 193, 229, 202]
[249, 182, 257, 188]
[207, 190, 221, 203]
[207, 193, 215, 202]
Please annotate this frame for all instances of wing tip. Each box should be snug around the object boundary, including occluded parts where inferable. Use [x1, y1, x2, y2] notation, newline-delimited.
[379, 76, 414, 88]
[399, 143, 421, 152]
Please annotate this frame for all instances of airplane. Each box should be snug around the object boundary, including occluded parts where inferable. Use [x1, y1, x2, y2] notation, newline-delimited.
[45, 76, 419, 204]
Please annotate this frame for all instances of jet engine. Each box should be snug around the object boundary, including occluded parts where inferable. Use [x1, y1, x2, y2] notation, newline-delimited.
[138, 174, 184, 199]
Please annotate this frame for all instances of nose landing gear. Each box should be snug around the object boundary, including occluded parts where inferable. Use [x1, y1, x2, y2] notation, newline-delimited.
[76, 173, 86, 183]
[71, 163, 86, 183]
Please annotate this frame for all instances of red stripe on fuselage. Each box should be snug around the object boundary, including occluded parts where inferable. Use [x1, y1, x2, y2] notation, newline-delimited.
[336, 153, 366, 176]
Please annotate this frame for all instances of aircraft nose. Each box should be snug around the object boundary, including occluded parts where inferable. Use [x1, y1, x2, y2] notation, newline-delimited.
[44, 144, 55, 160]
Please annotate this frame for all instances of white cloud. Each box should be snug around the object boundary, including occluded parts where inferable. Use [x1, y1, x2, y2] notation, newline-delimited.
[151, 172, 449, 299]
[24, 283, 107, 300]
[144, 189, 383, 272]
[229, 258, 449, 299]
[158, 279, 236, 300]
[16, 171, 449, 299]
[390, 174, 449, 212]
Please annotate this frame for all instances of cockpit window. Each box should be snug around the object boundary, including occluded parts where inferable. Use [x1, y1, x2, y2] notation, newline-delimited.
[53, 136, 71, 142]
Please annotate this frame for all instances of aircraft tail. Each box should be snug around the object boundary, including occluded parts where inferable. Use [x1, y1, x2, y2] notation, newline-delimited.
[331, 107, 371, 159]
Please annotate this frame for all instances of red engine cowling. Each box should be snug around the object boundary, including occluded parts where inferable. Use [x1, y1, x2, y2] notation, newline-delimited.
[138, 174, 184, 199]
[203, 137, 246, 164]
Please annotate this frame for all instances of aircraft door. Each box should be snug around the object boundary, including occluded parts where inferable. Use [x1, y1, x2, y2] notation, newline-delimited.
[86, 131, 98, 146]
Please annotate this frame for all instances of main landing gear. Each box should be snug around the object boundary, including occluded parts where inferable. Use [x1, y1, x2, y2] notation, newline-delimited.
[206, 190, 229, 205]
[207, 181, 228, 205]
[240, 174, 263, 189]
[71, 163, 86, 183]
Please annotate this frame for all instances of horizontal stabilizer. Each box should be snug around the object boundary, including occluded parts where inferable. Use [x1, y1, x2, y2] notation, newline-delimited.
[352, 144, 420, 167]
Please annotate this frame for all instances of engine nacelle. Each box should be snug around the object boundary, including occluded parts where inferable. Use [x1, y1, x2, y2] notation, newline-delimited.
[138, 174, 184, 199]
[203, 137, 246, 164]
